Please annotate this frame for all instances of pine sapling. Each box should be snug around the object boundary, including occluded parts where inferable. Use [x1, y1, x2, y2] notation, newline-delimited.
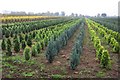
[31, 45, 38, 57]
[23, 46, 31, 60]
[14, 38, 20, 53]
[1, 38, 6, 50]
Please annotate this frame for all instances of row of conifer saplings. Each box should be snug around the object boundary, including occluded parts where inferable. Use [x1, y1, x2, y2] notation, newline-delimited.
[1, 19, 82, 61]
[1, 19, 78, 56]
[87, 20, 111, 69]
[91, 21, 120, 53]
[1, 35, 41, 57]
[70, 22, 85, 70]
[1, 19, 86, 70]
[45, 20, 81, 64]
[2, 18, 71, 38]
[1, 20, 71, 56]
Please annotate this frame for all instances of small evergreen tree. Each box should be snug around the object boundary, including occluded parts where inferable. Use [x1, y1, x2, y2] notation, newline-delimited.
[32, 31, 36, 38]
[44, 37, 48, 46]
[29, 33, 32, 39]
[45, 40, 55, 63]
[13, 35, 18, 43]
[52, 41, 58, 56]
[14, 38, 20, 53]
[113, 42, 119, 53]
[31, 45, 38, 57]
[5, 30, 9, 38]
[27, 36, 32, 47]
[100, 50, 111, 69]
[55, 39, 60, 54]
[7, 38, 12, 46]
[1, 38, 6, 50]
[6, 44, 12, 56]
[35, 42, 41, 54]
[97, 46, 104, 61]
[19, 34, 24, 42]
[23, 46, 31, 60]
[25, 34, 28, 41]
[10, 31, 13, 37]
[41, 40, 44, 50]
[35, 34, 40, 41]
[14, 34, 17, 39]
[21, 40, 26, 50]
[70, 47, 80, 70]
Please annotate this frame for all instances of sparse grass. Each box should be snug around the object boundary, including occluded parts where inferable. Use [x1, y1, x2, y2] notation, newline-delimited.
[27, 60, 36, 66]
[79, 68, 91, 75]
[59, 67, 67, 75]
[3, 55, 37, 66]
[39, 63, 45, 72]
[51, 66, 67, 75]
[3, 62, 17, 69]
[22, 71, 35, 77]
[6, 74, 12, 78]
[9, 70, 14, 74]
[96, 71, 105, 78]
[2, 54, 38, 78]
[51, 74, 64, 78]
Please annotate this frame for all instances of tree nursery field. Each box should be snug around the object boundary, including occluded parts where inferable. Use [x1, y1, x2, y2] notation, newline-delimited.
[0, 16, 120, 79]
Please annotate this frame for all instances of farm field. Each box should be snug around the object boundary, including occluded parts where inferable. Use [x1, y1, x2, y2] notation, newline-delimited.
[0, 16, 120, 79]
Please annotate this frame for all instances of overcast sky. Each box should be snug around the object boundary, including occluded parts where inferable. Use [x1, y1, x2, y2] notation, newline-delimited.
[0, 0, 119, 16]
